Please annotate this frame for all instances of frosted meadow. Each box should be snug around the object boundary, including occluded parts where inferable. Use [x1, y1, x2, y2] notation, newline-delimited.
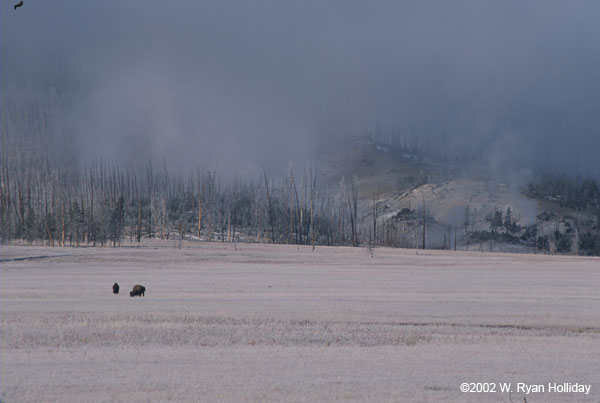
[1, 241, 599, 402]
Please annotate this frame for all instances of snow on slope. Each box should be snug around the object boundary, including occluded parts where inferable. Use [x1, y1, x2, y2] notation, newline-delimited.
[389, 180, 538, 227]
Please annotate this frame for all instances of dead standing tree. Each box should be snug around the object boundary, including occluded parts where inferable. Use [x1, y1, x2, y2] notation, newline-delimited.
[372, 187, 380, 249]
[196, 169, 203, 240]
[309, 167, 317, 250]
[263, 167, 275, 244]
[422, 193, 426, 250]
[346, 176, 359, 247]
[289, 165, 301, 246]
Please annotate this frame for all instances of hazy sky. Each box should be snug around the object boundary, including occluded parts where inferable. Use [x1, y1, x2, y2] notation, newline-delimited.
[2, 1, 600, 175]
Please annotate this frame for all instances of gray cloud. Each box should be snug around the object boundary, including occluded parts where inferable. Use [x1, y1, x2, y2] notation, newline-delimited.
[2, 0, 599, 175]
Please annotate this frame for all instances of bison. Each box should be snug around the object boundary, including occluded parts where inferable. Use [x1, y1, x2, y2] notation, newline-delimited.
[112, 282, 120, 294]
[130, 284, 146, 297]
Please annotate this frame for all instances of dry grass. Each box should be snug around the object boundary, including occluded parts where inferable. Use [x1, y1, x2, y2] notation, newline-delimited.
[1, 241, 599, 402]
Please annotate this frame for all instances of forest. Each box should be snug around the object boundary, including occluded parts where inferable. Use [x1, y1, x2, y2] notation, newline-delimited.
[0, 154, 364, 249]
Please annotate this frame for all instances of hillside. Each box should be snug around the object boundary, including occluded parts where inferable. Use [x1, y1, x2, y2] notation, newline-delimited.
[318, 137, 600, 255]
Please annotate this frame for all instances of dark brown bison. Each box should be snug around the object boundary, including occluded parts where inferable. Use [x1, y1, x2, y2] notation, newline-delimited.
[112, 282, 120, 294]
[130, 284, 146, 297]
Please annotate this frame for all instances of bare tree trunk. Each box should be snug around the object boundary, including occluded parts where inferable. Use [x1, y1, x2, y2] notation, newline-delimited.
[263, 167, 275, 244]
[310, 168, 317, 250]
[61, 200, 65, 247]
[179, 221, 183, 249]
[372, 187, 380, 248]
[346, 186, 355, 247]
[346, 178, 358, 246]
[136, 199, 141, 243]
[454, 223, 457, 251]
[227, 208, 231, 243]
[310, 195, 315, 249]
[288, 163, 294, 245]
[47, 224, 54, 247]
[198, 198, 203, 240]
[293, 193, 298, 245]
[351, 177, 358, 246]
[256, 214, 262, 243]
[232, 179, 238, 242]
[89, 170, 94, 245]
[422, 193, 426, 250]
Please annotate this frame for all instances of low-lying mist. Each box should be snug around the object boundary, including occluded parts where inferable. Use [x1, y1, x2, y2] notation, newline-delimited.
[2, 1, 600, 177]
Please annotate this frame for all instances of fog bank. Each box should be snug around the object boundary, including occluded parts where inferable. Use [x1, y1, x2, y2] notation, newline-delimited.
[2, 1, 599, 176]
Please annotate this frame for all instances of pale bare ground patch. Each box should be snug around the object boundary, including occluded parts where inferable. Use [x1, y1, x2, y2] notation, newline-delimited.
[1, 241, 599, 402]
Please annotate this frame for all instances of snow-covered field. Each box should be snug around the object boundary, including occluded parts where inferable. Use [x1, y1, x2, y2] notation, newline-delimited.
[1, 241, 599, 402]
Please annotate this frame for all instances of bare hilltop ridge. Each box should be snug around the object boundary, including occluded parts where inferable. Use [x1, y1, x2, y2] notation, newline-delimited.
[317, 136, 600, 255]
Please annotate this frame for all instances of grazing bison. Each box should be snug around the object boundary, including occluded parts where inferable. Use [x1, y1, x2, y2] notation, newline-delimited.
[130, 284, 146, 297]
[112, 282, 120, 294]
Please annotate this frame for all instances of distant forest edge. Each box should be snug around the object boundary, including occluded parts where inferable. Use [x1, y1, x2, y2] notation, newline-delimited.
[0, 157, 352, 249]
[1, 155, 600, 255]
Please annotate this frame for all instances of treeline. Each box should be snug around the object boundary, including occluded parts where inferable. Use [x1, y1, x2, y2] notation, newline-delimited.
[0, 158, 369, 248]
[363, 125, 481, 166]
[525, 172, 600, 211]
[524, 172, 600, 255]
